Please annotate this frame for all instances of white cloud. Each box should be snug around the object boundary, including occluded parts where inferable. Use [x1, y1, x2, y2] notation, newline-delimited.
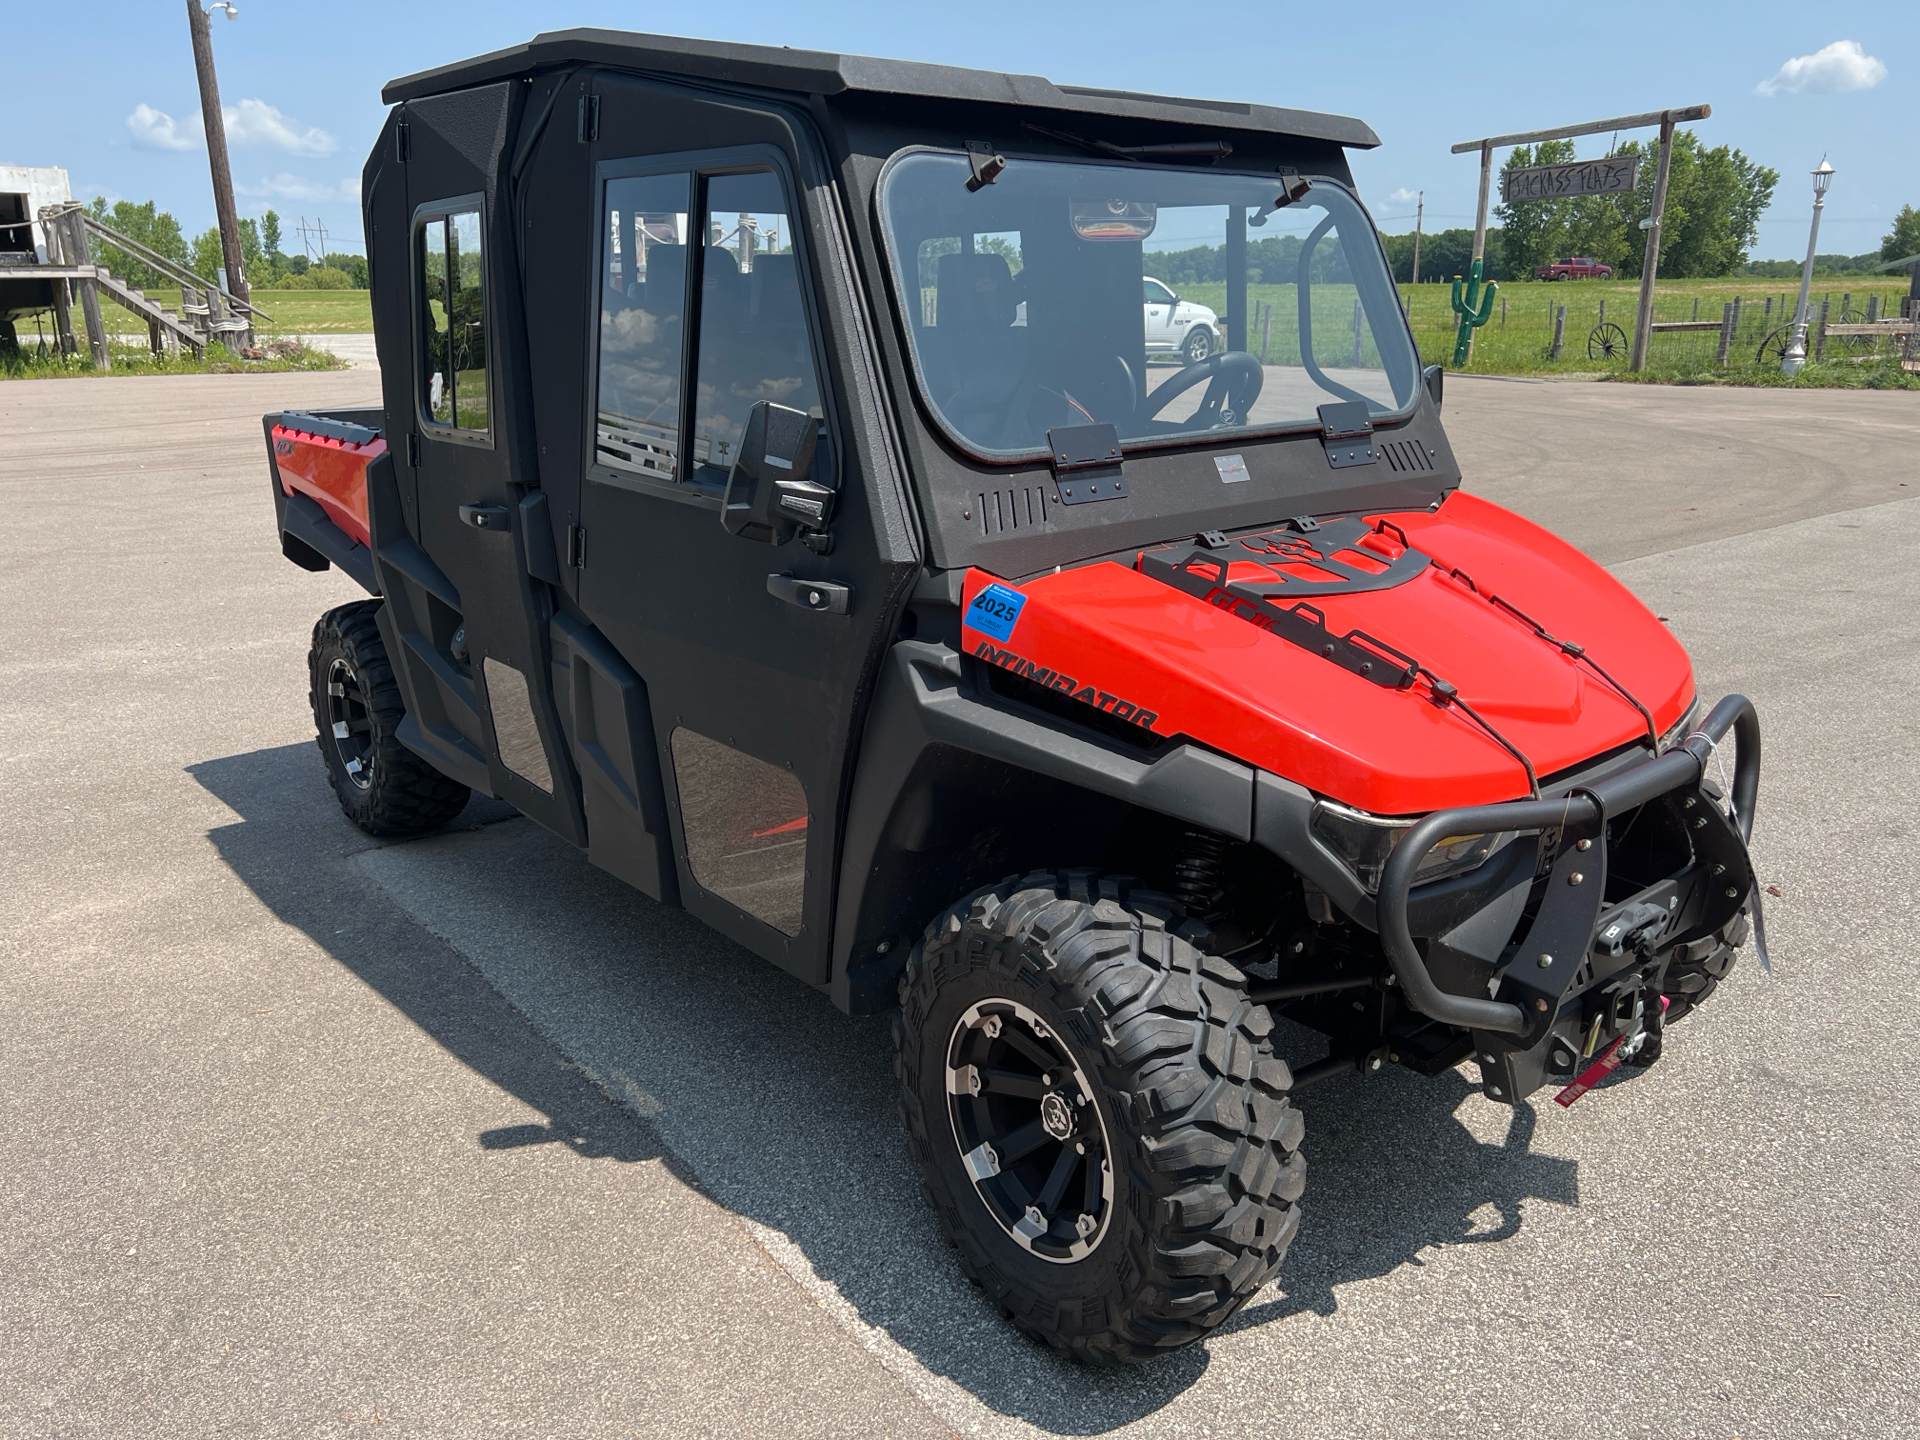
[1384, 187, 1420, 207]
[1756, 40, 1886, 97]
[235, 173, 360, 204]
[127, 103, 199, 150]
[226, 99, 337, 157]
[123, 98, 336, 156]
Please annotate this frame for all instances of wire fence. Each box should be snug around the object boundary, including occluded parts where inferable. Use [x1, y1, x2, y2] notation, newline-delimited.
[1400, 285, 1920, 376]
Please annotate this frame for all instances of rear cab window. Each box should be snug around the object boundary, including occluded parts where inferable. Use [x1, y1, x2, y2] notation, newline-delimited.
[416, 204, 488, 438]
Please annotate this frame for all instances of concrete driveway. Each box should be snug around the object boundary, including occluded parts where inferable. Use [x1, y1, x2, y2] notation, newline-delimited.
[3, 372, 1914, 1437]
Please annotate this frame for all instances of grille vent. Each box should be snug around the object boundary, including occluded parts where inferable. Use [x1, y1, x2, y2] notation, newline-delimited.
[1379, 439, 1436, 474]
[977, 486, 1053, 535]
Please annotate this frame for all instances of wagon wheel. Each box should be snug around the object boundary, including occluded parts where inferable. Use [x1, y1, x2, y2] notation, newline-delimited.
[1755, 326, 1794, 365]
[1835, 309, 1874, 355]
[1587, 321, 1629, 362]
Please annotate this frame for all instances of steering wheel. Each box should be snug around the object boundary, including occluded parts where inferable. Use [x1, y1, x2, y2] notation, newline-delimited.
[1143, 351, 1263, 430]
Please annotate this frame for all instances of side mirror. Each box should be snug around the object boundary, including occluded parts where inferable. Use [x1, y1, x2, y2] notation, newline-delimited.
[1423, 364, 1444, 413]
[721, 401, 833, 544]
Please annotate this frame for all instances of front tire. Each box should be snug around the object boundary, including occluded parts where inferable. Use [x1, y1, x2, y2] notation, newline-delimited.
[309, 600, 470, 837]
[1182, 326, 1215, 364]
[893, 870, 1304, 1364]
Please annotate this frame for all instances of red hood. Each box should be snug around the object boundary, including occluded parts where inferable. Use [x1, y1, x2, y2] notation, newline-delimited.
[960, 490, 1693, 814]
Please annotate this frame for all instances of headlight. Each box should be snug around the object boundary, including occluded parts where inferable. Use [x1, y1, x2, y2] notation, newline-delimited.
[1310, 800, 1499, 894]
[1657, 696, 1701, 753]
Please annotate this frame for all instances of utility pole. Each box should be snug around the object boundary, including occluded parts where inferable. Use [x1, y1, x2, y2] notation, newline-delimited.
[1411, 191, 1424, 286]
[186, 0, 250, 337]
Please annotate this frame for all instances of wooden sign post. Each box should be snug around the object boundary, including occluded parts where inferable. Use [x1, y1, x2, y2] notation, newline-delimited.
[1451, 104, 1710, 370]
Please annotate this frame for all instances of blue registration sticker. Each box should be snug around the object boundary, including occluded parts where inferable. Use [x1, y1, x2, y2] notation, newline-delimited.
[966, 582, 1028, 642]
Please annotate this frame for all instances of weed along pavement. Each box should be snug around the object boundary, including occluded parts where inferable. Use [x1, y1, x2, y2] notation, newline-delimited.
[4, 370, 1918, 1436]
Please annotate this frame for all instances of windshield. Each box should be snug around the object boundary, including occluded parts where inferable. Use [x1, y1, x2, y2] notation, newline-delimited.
[879, 152, 1420, 458]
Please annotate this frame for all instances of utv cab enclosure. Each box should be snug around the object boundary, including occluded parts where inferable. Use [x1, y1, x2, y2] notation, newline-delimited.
[263, 30, 1763, 1365]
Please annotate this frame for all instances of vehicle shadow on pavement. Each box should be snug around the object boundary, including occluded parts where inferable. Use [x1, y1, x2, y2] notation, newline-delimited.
[192, 743, 1583, 1435]
[1224, 1060, 1579, 1334]
[186, 745, 695, 1180]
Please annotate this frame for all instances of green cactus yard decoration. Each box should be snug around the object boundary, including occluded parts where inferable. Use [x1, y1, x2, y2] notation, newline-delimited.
[1449, 258, 1498, 367]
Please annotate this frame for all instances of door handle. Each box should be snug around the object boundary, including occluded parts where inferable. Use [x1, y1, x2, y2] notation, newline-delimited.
[460, 504, 510, 531]
[767, 573, 851, 615]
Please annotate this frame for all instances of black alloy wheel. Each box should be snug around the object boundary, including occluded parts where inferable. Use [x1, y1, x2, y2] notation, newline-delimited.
[946, 999, 1114, 1262]
[309, 600, 471, 837]
[324, 657, 374, 790]
[894, 870, 1305, 1364]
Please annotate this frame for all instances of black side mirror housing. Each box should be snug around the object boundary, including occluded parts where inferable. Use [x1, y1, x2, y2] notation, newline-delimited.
[1423, 364, 1444, 413]
[721, 401, 833, 544]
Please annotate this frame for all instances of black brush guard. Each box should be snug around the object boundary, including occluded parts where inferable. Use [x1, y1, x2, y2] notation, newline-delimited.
[1377, 694, 1763, 1042]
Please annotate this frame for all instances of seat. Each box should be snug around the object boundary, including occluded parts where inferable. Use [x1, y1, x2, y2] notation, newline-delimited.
[927, 252, 1028, 446]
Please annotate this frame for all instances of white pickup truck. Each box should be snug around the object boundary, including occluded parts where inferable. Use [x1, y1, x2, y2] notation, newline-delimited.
[1142, 276, 1219, 363]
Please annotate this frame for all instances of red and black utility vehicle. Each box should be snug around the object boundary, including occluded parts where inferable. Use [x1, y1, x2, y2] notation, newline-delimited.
[263, 30, 1763, 1364]
[1535, 255, 1613, 280]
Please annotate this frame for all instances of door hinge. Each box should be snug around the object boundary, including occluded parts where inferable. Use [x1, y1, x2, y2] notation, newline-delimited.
[567, 524, 587, 567]
[394, 121, 410, 163]
[407, 432, 420, 466]
[577, 94, 599, 143]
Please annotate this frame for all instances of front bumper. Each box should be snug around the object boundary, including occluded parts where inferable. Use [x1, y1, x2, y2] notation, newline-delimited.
[1375, 694, 1763, 1058]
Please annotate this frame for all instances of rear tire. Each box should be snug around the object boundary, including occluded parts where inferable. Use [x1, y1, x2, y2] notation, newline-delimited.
[893, 870, 1304, 1364]
[309, 600, 470, 837]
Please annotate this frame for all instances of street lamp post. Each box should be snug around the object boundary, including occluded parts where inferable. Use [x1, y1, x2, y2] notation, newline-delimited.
[1780, 157, 1835, 376]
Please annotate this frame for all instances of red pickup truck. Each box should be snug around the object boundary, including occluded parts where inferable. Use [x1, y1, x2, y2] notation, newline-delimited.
[1536, 257, 1613, 280]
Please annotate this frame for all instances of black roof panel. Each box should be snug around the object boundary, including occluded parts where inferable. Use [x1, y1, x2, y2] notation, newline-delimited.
[382, 29, 1380, 148]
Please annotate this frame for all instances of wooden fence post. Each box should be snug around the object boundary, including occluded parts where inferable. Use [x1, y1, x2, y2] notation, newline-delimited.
[1550, 304, 1567, 360]
[1717, 301, 1735, 366]
[1260, 302, 1272, 364]
[57, 209, 109, 372]
[1814, 297, 1830, 363]
[1867, 295, 1880, 323]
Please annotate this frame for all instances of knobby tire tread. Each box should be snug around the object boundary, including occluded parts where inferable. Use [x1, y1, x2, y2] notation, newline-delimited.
[893, 869, 1304, 1365]
[310, 600, 470, 837]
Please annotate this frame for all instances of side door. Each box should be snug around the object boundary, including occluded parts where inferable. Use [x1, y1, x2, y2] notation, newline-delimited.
[391, 87, 585, 846]
[577, 91, 894, 983]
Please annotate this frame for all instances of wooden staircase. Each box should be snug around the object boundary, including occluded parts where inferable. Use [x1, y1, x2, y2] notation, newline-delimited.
[37, 203, 272, 368]
[90, 270, 217, 357]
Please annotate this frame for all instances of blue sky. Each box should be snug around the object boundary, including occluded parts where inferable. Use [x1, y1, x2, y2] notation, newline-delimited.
[9, 1, 1912, 262]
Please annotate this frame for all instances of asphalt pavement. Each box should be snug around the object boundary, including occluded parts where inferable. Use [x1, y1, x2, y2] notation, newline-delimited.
[3, 370, 1915, 1438]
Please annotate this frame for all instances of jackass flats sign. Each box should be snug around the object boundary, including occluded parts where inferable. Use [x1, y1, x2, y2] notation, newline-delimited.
[1501, 156, 1640, 204]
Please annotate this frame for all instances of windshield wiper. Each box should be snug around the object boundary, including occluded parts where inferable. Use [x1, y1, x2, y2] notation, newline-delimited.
[1021, 122, 1233, 164]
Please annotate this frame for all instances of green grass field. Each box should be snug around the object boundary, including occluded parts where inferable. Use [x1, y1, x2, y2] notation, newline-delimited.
[248, 289, 373, 333]
[1175, 274, 1915, 379]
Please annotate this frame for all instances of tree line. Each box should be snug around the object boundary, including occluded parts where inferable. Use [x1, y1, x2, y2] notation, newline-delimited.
[1145, 130, 1914, 287]
[79, 197, 367, 292]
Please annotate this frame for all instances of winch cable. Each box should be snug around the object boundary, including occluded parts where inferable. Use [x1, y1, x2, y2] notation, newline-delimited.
[1440, 566, 1660, 750]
